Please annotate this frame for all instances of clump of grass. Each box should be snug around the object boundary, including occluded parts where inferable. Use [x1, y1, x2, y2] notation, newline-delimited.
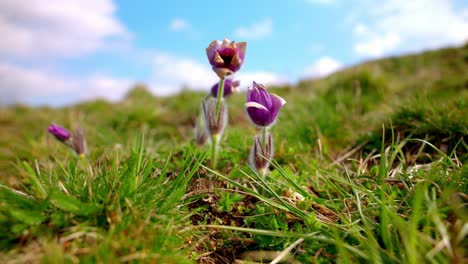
[0, 134, 204, 263]
[359, 92, 467, 163]
[195, 135, 466, 263]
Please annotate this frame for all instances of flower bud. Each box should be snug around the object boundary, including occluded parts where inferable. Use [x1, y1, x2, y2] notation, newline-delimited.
[48, 124, 71, 142]
[210, 79, 240, 98]
[71, 128, 87, 156]
[202, 97, 228, 137]
[249, 132, 273, 175]
[194, 110, 209, 146]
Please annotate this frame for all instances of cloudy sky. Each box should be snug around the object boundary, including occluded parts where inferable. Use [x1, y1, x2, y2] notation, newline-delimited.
[1, 0, 467, 106]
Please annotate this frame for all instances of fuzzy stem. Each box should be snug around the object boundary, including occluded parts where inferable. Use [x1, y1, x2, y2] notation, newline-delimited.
[215, 78, 225, 119]
[262, 126, 269, 150]
[210, 134, 219, 168]
[261, 126, 270, 180]
[210, 78, 225, 169]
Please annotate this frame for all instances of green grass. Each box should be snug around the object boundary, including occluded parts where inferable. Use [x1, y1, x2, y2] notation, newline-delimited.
[0, 44, 467, 263]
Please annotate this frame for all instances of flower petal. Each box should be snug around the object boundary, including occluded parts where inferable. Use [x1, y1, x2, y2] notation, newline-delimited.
[236, 42, 247, 64]
[211, 79, 239, 97]
[246, 102, 271, 126]
[212, 67, 233, 79]
[270, 93, 287, 108]
[245, 101, 269, 111]
[253, 82, 272, 109]
[206, 40, 221, 65]
[267, 93, 286, 125]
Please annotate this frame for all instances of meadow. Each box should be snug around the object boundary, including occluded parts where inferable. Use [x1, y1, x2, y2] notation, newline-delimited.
[0, 44, 466, 263]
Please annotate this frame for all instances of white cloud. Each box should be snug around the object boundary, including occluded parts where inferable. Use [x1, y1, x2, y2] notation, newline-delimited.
[149, 53, 218, 95]
[236, 72, 289, 90]
[148, 52, 288, 95]
[354, 32, 401, 57]
[234, 18, 272, 40]
[0, 0, 129, 58]
[84, 75, 134, 101]
[301, 56, 343, 79]
[169, 18, 190, 32]
[0, 62, 133, 106]
[353, 0, 468, 57]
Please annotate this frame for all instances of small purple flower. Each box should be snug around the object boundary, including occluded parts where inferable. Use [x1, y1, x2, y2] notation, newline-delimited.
[48, 124, 71, 142]
[211, 79, 240, 98]
[206, 39, 246, 79]
[245, 82, 286, 127]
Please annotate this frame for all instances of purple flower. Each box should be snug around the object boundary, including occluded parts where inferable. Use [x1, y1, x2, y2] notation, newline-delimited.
[211, 79, 240, 98]
[206, 39, 246, 79]
[48, 124, 71, 142]
[245, 82, 286, 127]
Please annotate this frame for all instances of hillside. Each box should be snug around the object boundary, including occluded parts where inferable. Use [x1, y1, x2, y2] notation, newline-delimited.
[0, 44, 467, 263]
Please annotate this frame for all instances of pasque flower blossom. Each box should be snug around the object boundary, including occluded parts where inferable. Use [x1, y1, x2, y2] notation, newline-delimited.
[48, 124, 87, 156]
[245, 82, 286, 127]
[48, 124, 71, 142]
[206, 39, 246, 79]
[210, 79, 240, 98]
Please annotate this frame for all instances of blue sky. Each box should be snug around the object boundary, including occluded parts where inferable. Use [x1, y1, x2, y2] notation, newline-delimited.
[1, 0, 467, 106]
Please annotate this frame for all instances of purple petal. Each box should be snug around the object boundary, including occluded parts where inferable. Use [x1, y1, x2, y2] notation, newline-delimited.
[251, 82, 272, 109]
[206, 40, 221, 66]
[245, 101, 271, 127]
[48, 124, 71, 141]
[267, 93, 286, 124]
[246, 87, 256, 103]
[258, 87, 272, 109]
[211, 79, 239, 97]
[236, 42, 247, 65]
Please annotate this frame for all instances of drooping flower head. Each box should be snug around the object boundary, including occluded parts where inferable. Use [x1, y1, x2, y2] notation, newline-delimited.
[211, 79, 240, 98]
[206, 39, 246, 79]
[48, 124, 87, 156]
[48, 124, 71, 142]
[245, 82, 286, 127]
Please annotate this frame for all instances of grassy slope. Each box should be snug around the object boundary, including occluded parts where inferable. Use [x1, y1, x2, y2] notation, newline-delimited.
[0, 44, 467, 263]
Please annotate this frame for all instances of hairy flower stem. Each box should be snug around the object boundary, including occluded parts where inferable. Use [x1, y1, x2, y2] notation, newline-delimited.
[210, 134, 219, 168]
[262, 126, 269, 150]
[258, 127, 270, 179]
[209, 78, 225, 168]
[215, 78, 225, 118]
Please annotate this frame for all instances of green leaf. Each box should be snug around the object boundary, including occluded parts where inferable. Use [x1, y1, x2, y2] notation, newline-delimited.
[49, 192, 100, 216]
[9, 208, 45, 225]
[0, 184, 37, 209]
[21, 161, 47, 199]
